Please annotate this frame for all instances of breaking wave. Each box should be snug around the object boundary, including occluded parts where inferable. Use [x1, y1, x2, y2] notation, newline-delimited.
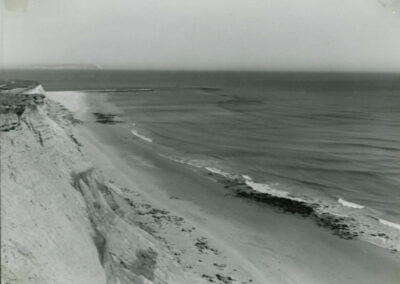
[379, 219, 400, 231]
[338, 198, 364, 209]
[165, 156, 400, 252]
[130, 123, 153, 143]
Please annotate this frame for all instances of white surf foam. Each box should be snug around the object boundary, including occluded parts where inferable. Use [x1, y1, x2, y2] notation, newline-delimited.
[241, 174, 290, 197]
[242, 174, 252, 181]
[338, 198, 364, 209]
[205, 167, 234, 178]
[130, 124, 153, 143]
[245, 180, 290, 197]
[378, 218, 400, 231]
[131, 130, 153, 143]
[165, 158, 400, 251]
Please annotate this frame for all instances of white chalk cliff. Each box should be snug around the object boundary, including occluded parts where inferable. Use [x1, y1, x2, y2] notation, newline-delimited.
[0, 82, 201, 284]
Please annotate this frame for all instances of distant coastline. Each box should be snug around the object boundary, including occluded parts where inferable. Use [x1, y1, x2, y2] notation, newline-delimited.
[0, 64, 103, 70]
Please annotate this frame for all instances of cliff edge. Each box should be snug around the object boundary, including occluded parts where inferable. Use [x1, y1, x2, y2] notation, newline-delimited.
[0, 81, 201, 284]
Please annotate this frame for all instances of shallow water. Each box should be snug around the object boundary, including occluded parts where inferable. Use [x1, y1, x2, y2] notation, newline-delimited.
[97, 73, 400, 218]
[2, 69, 400, 249]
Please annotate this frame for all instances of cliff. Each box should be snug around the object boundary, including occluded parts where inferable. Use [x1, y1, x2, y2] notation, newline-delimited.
[0, 81, 200, 284]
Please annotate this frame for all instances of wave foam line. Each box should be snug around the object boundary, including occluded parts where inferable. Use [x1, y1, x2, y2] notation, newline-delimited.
[245, 180, 289, 197]
[130, 128, 153, 143]
[378, 218, 400, 231]
[169, 161, 400, 251]
[205, 167, 234, 178]
[240, 174, 290, 198]
[338, 198, 364, 209]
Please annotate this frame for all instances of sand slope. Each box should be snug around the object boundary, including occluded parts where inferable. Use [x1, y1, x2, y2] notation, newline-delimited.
[1, 83, 202, 284]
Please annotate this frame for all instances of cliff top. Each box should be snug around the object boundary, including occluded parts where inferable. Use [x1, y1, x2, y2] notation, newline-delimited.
[0, 80, 45, 115]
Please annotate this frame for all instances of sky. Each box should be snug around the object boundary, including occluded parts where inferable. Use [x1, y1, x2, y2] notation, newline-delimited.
[0, 0, 400, 71]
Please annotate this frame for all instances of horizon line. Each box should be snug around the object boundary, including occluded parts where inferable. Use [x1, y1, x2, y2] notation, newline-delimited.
[1, 65, 400, 75]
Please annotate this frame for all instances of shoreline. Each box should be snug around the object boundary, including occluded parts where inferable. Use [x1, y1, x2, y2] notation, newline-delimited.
[2, 81, 399, 283]
[2, 84, 204, 284]
[4, 82, 398, 283]
[67, 90, 400, 283]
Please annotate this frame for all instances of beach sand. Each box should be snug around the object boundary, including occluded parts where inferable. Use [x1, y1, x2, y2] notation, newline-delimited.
[48, 91, 400, 284]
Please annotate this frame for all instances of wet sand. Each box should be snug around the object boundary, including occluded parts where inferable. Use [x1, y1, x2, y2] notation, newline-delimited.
[49, 91, 400, 284]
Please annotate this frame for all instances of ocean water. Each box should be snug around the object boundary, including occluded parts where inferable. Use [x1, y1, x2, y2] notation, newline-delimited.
[2, 70, 400, 249]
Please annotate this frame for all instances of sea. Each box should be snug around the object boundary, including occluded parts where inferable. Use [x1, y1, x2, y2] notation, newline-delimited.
[2, 69, 400, 250]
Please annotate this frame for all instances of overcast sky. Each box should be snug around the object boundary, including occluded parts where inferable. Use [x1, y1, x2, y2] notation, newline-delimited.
[1, 0, 399, 71]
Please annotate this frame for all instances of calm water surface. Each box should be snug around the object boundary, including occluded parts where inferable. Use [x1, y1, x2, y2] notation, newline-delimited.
[2, 70, 400, 224]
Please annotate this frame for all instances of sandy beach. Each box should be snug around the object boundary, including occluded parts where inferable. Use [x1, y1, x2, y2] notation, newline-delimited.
[3, 0, 400, 280]
[47, 90, 400, 284]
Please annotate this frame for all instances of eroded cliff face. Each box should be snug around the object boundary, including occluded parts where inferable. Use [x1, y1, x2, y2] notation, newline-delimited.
[0, 81, 45, 132]
[0, 82, 199, 284]
[1, 82, 105, 284]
